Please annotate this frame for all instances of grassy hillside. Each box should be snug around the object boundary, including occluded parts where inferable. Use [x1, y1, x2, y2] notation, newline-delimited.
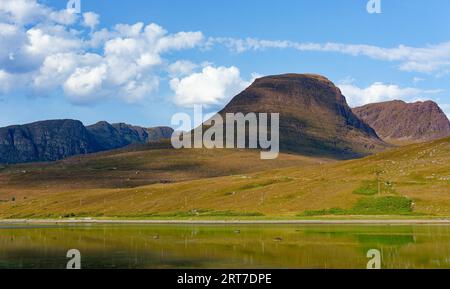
[0, 144, 328, 217]
[0, 137, 449, 219]
[0, 143, 324, 190]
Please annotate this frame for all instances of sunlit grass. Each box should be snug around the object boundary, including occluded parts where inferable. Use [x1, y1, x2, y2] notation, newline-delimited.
[0, 137, 449, 219]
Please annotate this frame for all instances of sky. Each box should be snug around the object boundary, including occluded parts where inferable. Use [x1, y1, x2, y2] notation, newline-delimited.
[1, 0, 450, 128]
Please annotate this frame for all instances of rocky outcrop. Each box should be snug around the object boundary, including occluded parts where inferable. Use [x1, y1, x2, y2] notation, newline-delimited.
[0, 120, 173, 164]
[353, 100, 450, 144]
[0, 120, 96, 164]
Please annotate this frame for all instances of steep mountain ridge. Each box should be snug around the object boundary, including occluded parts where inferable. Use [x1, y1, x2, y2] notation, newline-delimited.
[353, 100, 450, 144]
[0, 120, 173, 164]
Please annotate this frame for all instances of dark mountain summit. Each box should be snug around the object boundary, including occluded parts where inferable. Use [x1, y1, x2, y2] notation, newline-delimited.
[353, 100, 450, 144]
[0, 120, 173, 164]
[86, 121, 174, 151]
[219, 73, 388, 158]
[0, 120, 94, 164]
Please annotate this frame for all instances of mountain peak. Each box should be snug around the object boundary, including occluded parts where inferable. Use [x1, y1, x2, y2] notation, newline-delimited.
[252, 73, 334, 88]
[220, 73, 388, 158]
[353, 100, 450, 144]
[258, 73, 332, 81]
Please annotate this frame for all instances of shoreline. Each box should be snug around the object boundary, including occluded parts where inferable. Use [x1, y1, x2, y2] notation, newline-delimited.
[2, 219, 450, 225]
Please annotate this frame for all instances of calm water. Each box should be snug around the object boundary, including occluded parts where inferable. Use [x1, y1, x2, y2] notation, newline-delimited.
[0, 224, 449, 269]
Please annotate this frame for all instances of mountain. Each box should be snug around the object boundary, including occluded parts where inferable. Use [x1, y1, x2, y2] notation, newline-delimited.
[353, 100, 450, 144]
[86, 122, 173, 151]
[0, 120, 95, 164]
[0, 120, 173, 164]
[218, 73, 388, 158]
[147, 126, 176, 142]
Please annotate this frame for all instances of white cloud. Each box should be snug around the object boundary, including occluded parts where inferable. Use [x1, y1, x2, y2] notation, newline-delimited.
[120, 77, 159, 103]
[82, 12, 99, 30]
[0, 0, 205, 104]
[33, 52, 102, 90]
[0, 0, 47, 24]
[168, 60, 198, 77]
[0, 22, 31, 73]
[170, 66, 250, 107]
[211, 37, 450, 73]
[0, 70, 14, 93]
[64, 65, 107, 102]
[338, 82, 441, 107]
[0, 0, 77, 25]
[49, 9, 78, 25]
[25, 26, 83, 56]
[50, 21, 203, 103]
[156, 31, 203, 53]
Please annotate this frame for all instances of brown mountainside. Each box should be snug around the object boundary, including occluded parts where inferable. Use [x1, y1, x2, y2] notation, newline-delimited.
[218, 74, 388, 158]
[353, 100, 450, 144]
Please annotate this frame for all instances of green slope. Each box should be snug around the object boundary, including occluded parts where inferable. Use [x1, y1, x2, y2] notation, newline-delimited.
[0, 137, 449, 219]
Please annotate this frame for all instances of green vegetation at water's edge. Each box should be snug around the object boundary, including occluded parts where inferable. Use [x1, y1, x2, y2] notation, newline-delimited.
[352, 196, 413, 215]
[301, 196, 414, 216]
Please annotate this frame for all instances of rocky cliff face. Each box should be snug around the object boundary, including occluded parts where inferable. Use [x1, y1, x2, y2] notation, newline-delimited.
[353, 100, 450, 144]
[219, 74, 388, 158]
[0, 120, 173, 164]
[87, 122, 144, 151]
[0, 120, 96, 164]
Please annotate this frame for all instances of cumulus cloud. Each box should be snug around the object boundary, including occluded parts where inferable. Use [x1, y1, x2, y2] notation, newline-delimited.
[170, 66, 250, 107]
[338, 82, 441, 107]
[210, 37, 450, 73]
[0, 0, 205, 104]
[0, 0, 78, 25]
[33, 52, 101, 90]
[0, 70, 15, 93]
[25, 25, 83, 57]
[64, 65, 107, 102]
[0, 0, 47, 24]
[48, 9, 78, 25]
[168, 60, 198, 77]
[82, 12, 99, 30]
[57, 21, 203, 103]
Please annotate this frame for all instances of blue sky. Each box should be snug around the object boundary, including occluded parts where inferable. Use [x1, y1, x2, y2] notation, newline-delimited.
[1, 0, 450, 128]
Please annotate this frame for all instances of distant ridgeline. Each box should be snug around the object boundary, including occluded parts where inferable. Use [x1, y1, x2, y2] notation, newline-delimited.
[1, 74, 449, 165]
[0, 120, 173, 164]
[353, 100, 450, 144]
